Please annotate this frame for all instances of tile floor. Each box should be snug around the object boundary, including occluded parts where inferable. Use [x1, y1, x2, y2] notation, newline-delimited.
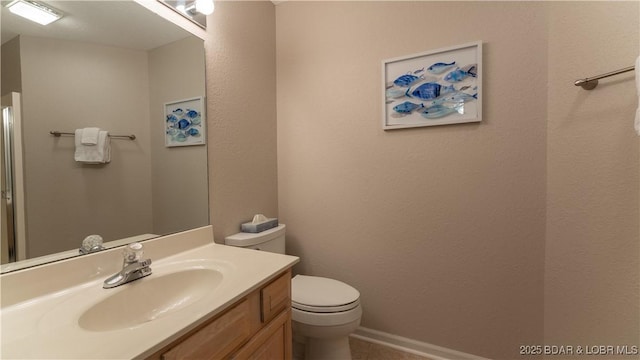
[349, 337, 437, 360]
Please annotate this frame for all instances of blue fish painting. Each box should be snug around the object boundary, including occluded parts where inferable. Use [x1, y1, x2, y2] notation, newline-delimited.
[186, 109, 200, 119]
[166, 114, 178, 123]
[427, 61, 456, 74]
[393, 101, 424, 114]
[444, 68, 469, 82]
[420, 104, 464, 119]
[386, 87, 406, 99]
[177, 119, 191, 130]
[460, 64, 477, 77]
[444, 64, 477, 83]
[406, 82, 456, 101]
[440, 92, 477, 103]
[393, 74, 422, 87]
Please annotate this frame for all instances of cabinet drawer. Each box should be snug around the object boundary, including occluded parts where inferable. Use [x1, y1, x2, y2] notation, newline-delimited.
[260, 272, 290, 323]
[162, 299, 251, 360]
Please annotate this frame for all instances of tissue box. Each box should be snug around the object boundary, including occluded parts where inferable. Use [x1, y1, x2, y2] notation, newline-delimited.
[241, 218, 279, 233]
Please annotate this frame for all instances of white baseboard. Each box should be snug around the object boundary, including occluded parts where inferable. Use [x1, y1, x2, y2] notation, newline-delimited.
[351, 327, 491, 360]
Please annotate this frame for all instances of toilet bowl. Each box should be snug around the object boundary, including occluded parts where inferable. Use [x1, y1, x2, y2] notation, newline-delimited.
[225, 225, 362, 360]
[291, 275, 362, 360]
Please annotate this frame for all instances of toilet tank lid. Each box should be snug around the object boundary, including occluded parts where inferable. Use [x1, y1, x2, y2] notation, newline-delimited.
[292, 275, 360, 307]
[225, 224, 286, 247]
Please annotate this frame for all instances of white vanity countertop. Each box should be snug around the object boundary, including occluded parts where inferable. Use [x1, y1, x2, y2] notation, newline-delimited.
[0, 226, 299, 359]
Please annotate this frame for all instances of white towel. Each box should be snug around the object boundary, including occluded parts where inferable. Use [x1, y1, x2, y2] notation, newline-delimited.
[81, 127, 100, 145]
[74, 129, 111, 164]
[635, 55, 640, 135]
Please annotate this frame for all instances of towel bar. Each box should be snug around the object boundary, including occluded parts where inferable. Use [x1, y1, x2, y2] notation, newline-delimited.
[574, 65, 635, 90]
[49, 131, 136, 140]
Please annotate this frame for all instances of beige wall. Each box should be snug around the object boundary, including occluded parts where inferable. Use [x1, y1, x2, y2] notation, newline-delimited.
[1, 37, 22, 95]
[148, 37, 209, 235]
[3, 1, 635, 358]
[197, 1, 640, 358]
[544, 1, 639, 355]
[276, 2, 547, 359]
[19, 35, 153, 257]
[205, 0, 278, 242]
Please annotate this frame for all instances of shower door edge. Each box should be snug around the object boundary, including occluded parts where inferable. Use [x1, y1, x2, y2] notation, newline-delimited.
[1, 92, 27, 262]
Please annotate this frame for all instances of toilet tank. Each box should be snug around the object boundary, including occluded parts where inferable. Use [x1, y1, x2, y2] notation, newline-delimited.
[224, 224, 286, 254]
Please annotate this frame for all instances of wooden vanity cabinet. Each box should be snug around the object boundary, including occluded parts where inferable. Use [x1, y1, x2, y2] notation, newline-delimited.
[147, 269, 292, 360]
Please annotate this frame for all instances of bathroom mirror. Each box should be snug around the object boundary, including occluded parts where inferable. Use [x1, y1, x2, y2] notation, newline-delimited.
[0, 0, 209, 273]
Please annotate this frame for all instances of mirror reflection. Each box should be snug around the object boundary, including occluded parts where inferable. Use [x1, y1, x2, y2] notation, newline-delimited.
[0, 0, 209, 273]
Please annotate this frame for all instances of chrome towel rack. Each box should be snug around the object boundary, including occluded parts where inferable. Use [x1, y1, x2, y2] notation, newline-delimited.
[574, 65, 635, 90]
[50, 131, 136, 140]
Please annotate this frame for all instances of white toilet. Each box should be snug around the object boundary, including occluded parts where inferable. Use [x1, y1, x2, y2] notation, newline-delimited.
[225, 224, 362, 360]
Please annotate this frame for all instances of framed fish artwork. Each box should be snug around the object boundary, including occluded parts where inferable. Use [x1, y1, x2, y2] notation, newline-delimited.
[165, 97, 206, 147]
[382, 41, 482, 130]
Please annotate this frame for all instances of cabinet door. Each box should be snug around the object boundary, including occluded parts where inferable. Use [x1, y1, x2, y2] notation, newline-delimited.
[162, 300, 251, 360]
[232, 309, 292, 360]
[260, 271, 290, 323]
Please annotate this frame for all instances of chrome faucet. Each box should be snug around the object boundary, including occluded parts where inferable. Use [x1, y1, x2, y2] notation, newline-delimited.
[103, 242, 152, 289]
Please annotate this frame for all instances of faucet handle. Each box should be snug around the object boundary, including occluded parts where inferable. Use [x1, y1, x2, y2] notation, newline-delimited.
[79, 234, 104, 254]
[123, 242, 144, 263]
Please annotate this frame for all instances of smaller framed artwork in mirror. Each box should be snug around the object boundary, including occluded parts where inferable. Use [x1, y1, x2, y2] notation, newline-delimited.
[165, 97, 206, 147]
[383, 41, 482, 130]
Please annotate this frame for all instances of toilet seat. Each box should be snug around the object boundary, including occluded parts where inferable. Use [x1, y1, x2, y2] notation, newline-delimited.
[292, 299, 360, 313]
[292, 303, 362, 327]
[292, 275, 360, 313]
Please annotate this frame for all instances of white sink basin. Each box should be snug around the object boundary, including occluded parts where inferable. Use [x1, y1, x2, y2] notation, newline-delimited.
[78, 267, 223, 332]
[0, 229, 299, 360]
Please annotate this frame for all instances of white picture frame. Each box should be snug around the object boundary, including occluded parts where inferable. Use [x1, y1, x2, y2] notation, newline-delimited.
[382, 41, 482, 130]
[164, 96, 206, 147]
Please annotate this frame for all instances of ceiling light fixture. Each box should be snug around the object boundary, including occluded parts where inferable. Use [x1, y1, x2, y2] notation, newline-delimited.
[194, 0, 214, 15]
[176, 0, 214, 16]
[6, 0, 62, 26]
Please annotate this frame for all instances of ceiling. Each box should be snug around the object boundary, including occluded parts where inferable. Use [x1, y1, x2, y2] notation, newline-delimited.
[1, 0, 192, 50]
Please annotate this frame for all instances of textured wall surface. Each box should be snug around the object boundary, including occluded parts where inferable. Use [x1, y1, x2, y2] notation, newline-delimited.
[276, 2, 547, 359]
[544, 2, 640, 355]
[205, 1, 279, 242]
[200, 1, 639, 358]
